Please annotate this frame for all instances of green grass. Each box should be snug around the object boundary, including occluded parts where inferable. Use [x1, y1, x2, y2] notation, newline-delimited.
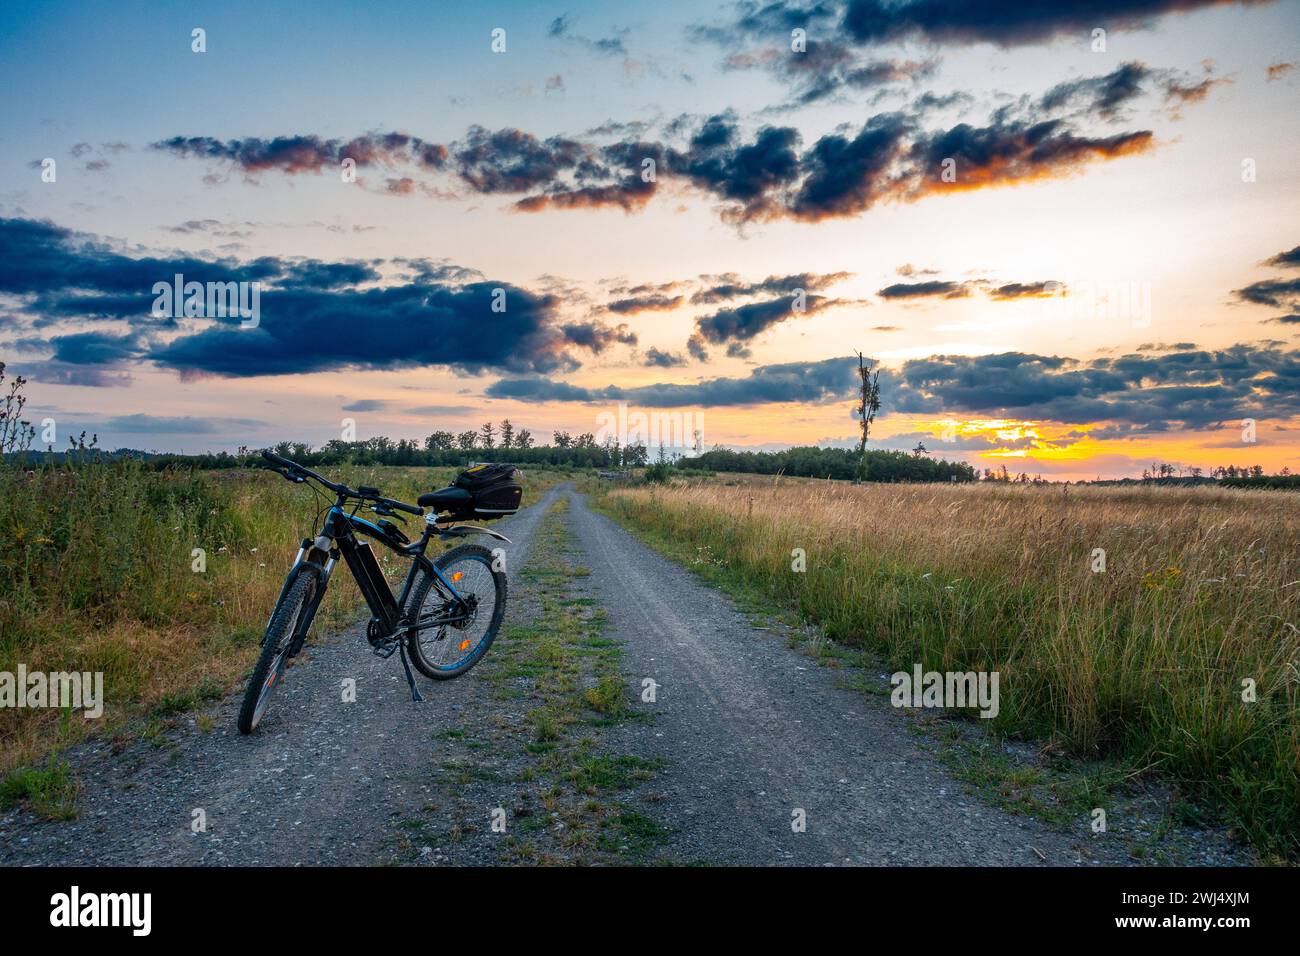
[0, 459, 567, 781]
[0, 759, 79, 820]
[591, 480, 1299, 862]
[434, 498, 668, 863]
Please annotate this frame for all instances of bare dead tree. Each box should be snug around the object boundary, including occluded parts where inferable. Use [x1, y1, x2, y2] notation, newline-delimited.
[855, 352, 881, 481]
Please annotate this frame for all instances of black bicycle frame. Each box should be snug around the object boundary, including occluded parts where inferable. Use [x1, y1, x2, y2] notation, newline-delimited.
[321, 502, 471, 639]
[263, 504, 471, 654]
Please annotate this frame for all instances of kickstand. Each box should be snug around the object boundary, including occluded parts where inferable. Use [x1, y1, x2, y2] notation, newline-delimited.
[398, 643, 424, 702]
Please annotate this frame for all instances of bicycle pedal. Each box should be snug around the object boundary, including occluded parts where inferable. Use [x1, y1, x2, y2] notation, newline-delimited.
[371, 641, 399, 659]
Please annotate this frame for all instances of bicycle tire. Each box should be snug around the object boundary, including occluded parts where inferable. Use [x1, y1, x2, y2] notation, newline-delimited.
[405, 543, 507, 680]
[237, 570, 316, 734]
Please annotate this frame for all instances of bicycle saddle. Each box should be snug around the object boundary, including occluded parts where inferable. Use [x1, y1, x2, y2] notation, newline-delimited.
[418, 486, 471, 513]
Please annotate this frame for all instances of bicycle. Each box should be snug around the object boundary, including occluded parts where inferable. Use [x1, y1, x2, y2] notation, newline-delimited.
[237, 450, 513, 734]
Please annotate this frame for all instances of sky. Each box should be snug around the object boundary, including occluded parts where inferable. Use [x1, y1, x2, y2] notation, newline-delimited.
[1, 0, 1298, 479]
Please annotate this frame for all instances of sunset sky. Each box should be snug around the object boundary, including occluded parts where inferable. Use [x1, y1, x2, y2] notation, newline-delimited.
[2, 0, 1298, 479]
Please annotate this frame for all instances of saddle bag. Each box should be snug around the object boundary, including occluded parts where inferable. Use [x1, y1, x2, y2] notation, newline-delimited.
[455, 463, 522, 518]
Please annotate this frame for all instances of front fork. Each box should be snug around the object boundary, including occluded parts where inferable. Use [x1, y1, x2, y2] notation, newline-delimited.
[264, 539, 336, 654]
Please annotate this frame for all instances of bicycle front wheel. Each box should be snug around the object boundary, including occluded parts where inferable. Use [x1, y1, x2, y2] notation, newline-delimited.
[405, 543, 507, 680]
[237, 570, 316, 734]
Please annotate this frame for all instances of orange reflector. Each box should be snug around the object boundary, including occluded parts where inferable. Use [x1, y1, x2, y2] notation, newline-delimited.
[459, 639, 471, 651]
[451, 571, 464, 583]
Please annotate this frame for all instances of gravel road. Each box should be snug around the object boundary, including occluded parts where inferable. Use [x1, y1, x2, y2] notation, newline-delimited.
[0, 484, 1247, 866]
[0, 486, 562, 866]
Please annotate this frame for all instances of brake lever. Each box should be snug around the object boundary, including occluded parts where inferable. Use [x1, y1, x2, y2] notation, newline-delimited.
[370, 504, 407, 522]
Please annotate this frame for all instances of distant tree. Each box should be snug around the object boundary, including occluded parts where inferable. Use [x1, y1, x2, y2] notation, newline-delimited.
[456, 430, 478, 450]
[499, 419, 514, 449]
[553, 430, 572, 448]
[515, 428, 534, 449]
[912, 442, 928, 457]
[625, 441, 648, 467]
[424, 431, 454, 451]
[479, 422, 495, 449]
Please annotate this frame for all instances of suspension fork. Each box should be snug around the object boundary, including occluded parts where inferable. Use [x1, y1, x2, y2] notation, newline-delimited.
[265, 538, 336, 648]
[289, 551, 336, 654]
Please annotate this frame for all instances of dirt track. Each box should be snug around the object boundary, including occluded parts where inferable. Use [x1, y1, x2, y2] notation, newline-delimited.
[0, 485, 1246, 866]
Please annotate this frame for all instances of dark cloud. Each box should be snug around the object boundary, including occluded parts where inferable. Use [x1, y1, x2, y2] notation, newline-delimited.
[46, 331, 145, 365]
[887, 345, 1300, 431]
[988, 281, 1065, 300]
[155, 100, 1156, 225]
[152, 132, 448, 177]
[9, 362, 133, 388]
[878, 280, 971, 299]
[1162, 74, 1231, 109]
[279, 260, 381, 289]
[905, 119, 1153, 200]
[0, 217, 286, 324]
[839, 0, 1262, 47]
[452, 126, 585, 194]
[1265, 245, 1300, 268]
[606, 294, 684, 314]
[513, 138, 662, 212]
[880, 276, 1068, 302]
[1040, 62, 1152, 119]
[669, 115, 803, 221]
[784, 113, 913, 220]
[144, 284, 575, 379]
[482, 342, 1300, 435]
[719, 33, 935, 109]
[688, 293, 839, 360]
[0, 217, 635, 383]
[643, 347, 689, 368]
[559, 321, 638, 353]
[1234, 277, 1300, 308]
[487, 356, 860, 406]
[341, 399, 388, 412]
[690, 271, 851, 305]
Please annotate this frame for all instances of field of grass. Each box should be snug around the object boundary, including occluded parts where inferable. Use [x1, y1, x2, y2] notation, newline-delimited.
[0, 459, 561, 782]
[595, 475, 1300, 860]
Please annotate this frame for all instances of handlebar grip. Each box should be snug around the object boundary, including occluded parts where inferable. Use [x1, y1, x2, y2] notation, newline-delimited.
[262, 450, 293, 468]
[390, 500, 423, 516]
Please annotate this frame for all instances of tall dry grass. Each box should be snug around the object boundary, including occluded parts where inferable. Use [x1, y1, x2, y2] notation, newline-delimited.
[602, 478, 1300, 857]
[0, 460, 556, 774]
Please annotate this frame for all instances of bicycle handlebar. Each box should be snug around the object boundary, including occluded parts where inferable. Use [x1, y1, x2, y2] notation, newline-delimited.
[259, 450, 423, 514]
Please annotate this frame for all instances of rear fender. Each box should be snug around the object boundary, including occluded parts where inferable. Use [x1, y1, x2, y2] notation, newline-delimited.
[437, 524, 513, 544]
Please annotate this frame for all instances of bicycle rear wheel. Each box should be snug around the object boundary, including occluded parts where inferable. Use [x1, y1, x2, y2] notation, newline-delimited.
[405, 544, 507, 680]
[237, 570, 316, 734]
